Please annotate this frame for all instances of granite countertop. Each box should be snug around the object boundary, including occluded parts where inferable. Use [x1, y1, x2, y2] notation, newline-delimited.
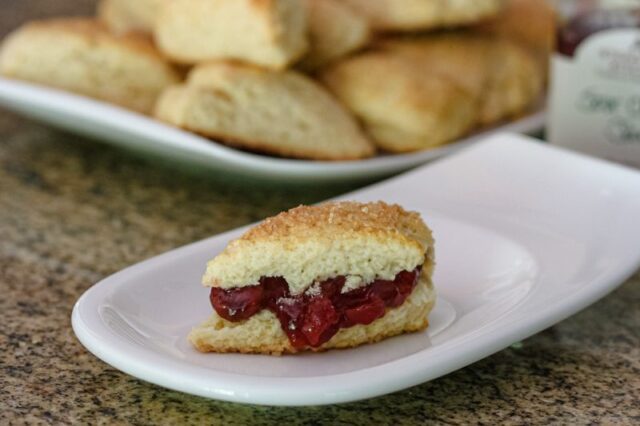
[1, 1, 639, 424]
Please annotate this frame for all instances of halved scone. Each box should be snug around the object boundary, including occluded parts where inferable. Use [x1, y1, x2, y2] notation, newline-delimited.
[154, 62, 375, 160]
[189, 201, 436, 354]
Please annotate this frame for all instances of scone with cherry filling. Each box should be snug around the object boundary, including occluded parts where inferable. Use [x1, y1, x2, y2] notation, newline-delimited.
[189, 201, 436, 355]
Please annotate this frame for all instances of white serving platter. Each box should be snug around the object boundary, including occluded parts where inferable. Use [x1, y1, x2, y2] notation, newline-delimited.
[72, 133, 640, 406]
[0, 77, 545, 182]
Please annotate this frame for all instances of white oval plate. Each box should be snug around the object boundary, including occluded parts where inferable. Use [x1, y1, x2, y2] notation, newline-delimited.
[0, 77, 545, 183]
[72, 134, 640, 406]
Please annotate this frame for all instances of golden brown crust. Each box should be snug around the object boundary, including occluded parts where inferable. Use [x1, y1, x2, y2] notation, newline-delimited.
[240, 201, 432, 246]
[202, 201, 433, 295]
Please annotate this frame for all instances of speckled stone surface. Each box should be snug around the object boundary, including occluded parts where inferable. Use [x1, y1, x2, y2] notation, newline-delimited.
[1, 1, 640, 425]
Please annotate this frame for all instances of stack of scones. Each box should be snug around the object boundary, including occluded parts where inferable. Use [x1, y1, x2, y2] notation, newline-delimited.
[0, 0, 553, 160]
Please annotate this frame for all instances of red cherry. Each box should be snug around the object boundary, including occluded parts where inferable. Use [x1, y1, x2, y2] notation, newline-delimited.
[275, 307, 308, 349]
[334, 285, 370, 310]
[301, 296, 339, 347]
[273, 294, 308, 348]
[344, 294, 386, 325]
[370, 279, 398, 306]
[320, 276, 345, 300]
[261, 276, 289, 309]
[210, 285, 263, 321]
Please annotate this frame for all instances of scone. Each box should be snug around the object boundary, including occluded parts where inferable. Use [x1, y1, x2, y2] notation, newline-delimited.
[320, 47, 477, 152]
[298, 0, 371, 71]
[377, 34, 493, 99]
[154, 0, 308, 69]
[474, 0, 556, 83]
[189, 201, 436, 355]
[379, 34, 543, 126]
[98, 0, 165, 35]
[342, 0, 505, 31]
[476, 37, 543, 126]
[154, 62, 375, 160]
[0, 19, 180, 114]
[321, 33, 543, 152]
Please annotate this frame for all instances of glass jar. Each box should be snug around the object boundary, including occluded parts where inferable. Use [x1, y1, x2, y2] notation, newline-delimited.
[547, 0, 640, 167]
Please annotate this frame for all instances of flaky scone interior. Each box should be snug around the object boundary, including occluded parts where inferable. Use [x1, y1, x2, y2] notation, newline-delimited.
[189, 201, 436, 354]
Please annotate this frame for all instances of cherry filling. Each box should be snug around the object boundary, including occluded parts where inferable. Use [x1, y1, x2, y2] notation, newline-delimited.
[209, 267, 421, 349]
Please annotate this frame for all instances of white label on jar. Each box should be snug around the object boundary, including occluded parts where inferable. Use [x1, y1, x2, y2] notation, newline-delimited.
[548, 29, 640, 168]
